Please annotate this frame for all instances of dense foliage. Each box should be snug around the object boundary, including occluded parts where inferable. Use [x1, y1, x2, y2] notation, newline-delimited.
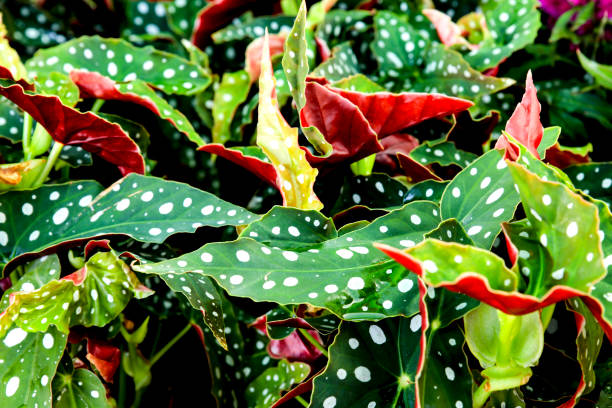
[0, 0, 612, 406]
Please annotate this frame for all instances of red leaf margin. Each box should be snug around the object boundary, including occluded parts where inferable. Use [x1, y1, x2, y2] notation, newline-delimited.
[0, 67, 144, 175]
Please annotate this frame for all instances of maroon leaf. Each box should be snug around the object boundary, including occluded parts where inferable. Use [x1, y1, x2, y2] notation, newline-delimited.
[375, 243, 587, 316]
[198, 144, 278, 187]
[376, 133, 420, 172]
[324, 86, 473, 138]
[191, 0, 278, 48]
[0, 69, 144, 175]
[397, 153, 443, 183]
[495, 70, 543, 161]
[86, 338, 121, 383]
[315, 37, 331, 62]
[545, 143, 590, 169]
[300, 81, 383, 165]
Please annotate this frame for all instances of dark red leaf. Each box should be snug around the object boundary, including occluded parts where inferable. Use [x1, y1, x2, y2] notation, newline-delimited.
[375, 133, 420, 172]
[495, 70, 543, 161]
[198, 144, 278, 187]
[300, 81, 383, 165]
[325, 86, 473, 137]
[191, 0, 278, 48]
[314, 37, 331, 62]
[267, 329, 323, 364]
[0, 70, 144, 175]
[397, 153, 442, 183]
[376, 243, 586, 315]
[545, 143, 590, 169]
[86, 338, 121, 383]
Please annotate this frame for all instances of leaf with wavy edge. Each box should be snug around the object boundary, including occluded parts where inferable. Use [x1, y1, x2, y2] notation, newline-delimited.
[0, 68, 144, 175]
[136, 201, 441, 320]
[257, 34, 322, 210]
[0, 173, 257, 273]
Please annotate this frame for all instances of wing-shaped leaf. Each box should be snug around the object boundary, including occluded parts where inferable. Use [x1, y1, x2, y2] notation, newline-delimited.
[0, 70, 144, 176]
[331, 173, 407, 212]
[440, 150, 520, 249]
[564, 163, 612, 206]
[26, 36, 211, 96]
[404, 180, 449, 204]
[410, 140, 477, 168]
[0, 174, 257, 270]
[52, 366, 110, 408]
[213, 16, 295, 43]
[257, 34, 322, 210]
[136, 201, 441, 320]
[311, 42, 360, 82]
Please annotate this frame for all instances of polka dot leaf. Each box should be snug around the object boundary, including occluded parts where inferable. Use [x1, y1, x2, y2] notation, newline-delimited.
[311, 42, 361, 82]
[25, 35, 211, 96]
[136, 201, 440, 320]
[212, 70, 252, 144]
[0, 173, 257, 271]
[257, 34, 323, 210]
[507, 161, 606, 298]
[160, 272, 228, 350]
[316, 10, 372, 49]
[441, 149, 521, 249]
[424, 218, 474, 246]
[239, 206, 337, 250]
[245, 359, 310, 407]
[310, 317, 423, 408]
[372, 11, 515, 98]
[404, 179, 449, 204]
[0, 255, 67, 408]
[463, 0, 542, 71]
[0, 99, 23, 143]
[122, 0, 172, 39]
[0, 251, 149, 338]
[409, 140, 478, 169]
[165, 0, 207, 38]
[213, 16, 296, 43]
[331, 173, 407, 212]
[565, 298, 605, 404]
[565, 163, 612, 207]
[52, 366, 110, 408]
[58, 145, 93, 168]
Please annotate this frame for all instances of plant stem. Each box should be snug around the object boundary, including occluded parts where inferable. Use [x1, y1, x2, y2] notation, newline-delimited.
[148, 323, 192, 366]
[131, 388, 144, 408]
[295, 395, 309, 407]
[473, 381, 491, 408]
[298, 328, 328, 358]
[33, 141, 64, 187]
[91, 99, 105, 113]
[118, 345, 127, 408]
[22, 112, 33, 160]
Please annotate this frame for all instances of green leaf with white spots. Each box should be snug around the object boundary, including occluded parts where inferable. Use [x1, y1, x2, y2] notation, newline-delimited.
[245, 359, 310, 407]
[0, 251, 148, 336]
[464, 0, 541, 71]
[0, 255, 66, 408]
[212, 70, 251, 144]
[538, 126, 561, 159]
[212, 17, 296, 43]
[311, 42, 360, 81]
[332, 173, 407, 213]
[441, 150, 520, 249]
[567, 297, 604, 400]
[332, 74, 386, 93]
[165, 0, 206, 37]
[26, 36, 210, 96]
[0, 99, 22, 143]
[0, 173, 257, 268]
[420, 322, 473, 408]
[316, 10, 372, 49]
[507, 162, 606, 297]
[424, 218, 474, 246]
[564, 163, 612, 206]
[34, 72, 80, 106]
[136, 201, 441, 320]
[161, 272, 227, 350]
[0, 254, 61, 312]
[57, 145, 93, 168]
[409, 140, 477, 169]
[52, 366, 110, 408]
[404, 180, 449, 203]
[122, 0, 172, 39]
[115, 79, 205, 146]
[0, 325, 66, 408]
[310, 317, 423, 408]
[372, 11, 514, 97]
[240, 206, 337, 250]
